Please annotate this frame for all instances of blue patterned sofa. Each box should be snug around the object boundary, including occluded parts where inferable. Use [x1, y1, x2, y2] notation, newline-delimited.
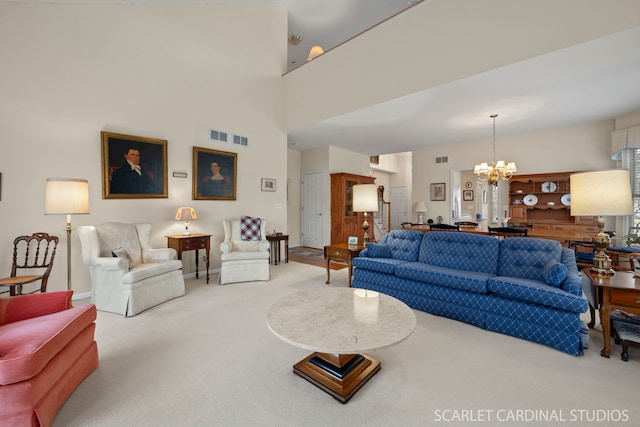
[352, 230, 588, 355]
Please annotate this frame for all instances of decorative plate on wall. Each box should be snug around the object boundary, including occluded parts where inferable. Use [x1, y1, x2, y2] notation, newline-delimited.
[523, 194, 538, 206]
[541, 181, 557, 193]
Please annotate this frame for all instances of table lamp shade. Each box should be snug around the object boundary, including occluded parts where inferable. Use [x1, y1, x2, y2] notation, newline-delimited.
[352, 184, 379, 213]
[414, 201, 428, 213]
[570, 170, 632, 216]
[45, 178, 90, 215]
[175, 207, 197, 221]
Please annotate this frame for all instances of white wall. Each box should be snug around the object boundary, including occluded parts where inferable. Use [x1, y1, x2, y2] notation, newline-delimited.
[0, 3, 287, 294]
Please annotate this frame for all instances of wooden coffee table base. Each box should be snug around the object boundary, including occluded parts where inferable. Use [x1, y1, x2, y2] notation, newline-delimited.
[293, 352, 380, 403]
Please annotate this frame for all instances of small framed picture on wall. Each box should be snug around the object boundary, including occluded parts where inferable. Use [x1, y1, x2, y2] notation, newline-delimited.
[463, 190, 474, 201]
[430, 182, 446, 201]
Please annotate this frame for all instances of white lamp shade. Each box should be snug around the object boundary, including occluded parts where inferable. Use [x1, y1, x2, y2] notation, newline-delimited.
[570, 169, 632, 216]
[175, 207, 197, 221]
[352, 184, 379, 212]
[414, 201, 428, 213]
[45, 178, 90, 215]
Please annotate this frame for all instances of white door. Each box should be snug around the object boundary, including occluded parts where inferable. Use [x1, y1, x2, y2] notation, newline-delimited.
[390, 186, 408, 229]
[302, 171, 324, 248]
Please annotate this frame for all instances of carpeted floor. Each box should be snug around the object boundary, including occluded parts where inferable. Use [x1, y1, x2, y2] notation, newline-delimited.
[56, 263, 639, 427]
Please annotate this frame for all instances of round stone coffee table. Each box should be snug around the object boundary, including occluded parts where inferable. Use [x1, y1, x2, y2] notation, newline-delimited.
[267, 287, 416, 403]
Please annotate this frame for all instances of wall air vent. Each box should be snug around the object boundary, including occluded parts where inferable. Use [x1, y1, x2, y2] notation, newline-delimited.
[435, 156, 449, 164]
[209, 129, 228, 142]
[233, 134, 249, 147]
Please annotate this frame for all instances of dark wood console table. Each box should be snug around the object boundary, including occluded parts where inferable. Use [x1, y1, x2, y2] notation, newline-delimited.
[582, 269, 640, 357]
[166, 234, 211, 284]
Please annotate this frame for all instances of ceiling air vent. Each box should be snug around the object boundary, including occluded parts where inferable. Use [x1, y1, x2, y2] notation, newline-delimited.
[209, 129, 228, 142]
[233, 134, 249, 147]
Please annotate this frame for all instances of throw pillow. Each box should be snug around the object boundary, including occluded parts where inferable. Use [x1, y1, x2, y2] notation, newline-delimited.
[241, 215, 262, 241]
[367, 243, 392, 258]
[112, 247, 129, 259]
[543, 261, 567, 287]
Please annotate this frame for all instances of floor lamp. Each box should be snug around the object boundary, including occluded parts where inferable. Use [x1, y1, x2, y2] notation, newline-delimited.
[45, 178, 90, 291]
[570, 169, 632, 275]
[352, 184, 379, 245]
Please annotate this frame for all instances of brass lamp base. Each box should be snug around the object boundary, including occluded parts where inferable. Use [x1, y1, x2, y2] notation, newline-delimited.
[591, 219, 614, 275]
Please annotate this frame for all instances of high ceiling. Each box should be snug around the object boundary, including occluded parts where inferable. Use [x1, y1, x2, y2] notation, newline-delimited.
[22, 0, 640, 156]
[288, 24, 640, 155]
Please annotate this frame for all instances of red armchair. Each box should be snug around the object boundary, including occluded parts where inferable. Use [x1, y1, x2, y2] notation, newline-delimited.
[0, 291, 98, 427]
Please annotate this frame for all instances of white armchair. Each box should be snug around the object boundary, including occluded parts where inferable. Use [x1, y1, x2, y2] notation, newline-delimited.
[219, 218, 270, 284]
[77, 222, 185, 317]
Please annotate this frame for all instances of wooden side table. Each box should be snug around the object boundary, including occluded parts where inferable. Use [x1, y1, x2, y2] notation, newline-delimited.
[582, 269, 640, 357]
[166, 234, 211, 284]
[266, 234, 289, 265]
[324, 243, 366, 287]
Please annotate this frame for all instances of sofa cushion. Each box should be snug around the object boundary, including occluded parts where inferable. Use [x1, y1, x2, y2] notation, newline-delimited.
[498, 237, 562, 282]
[487, 276, 587, 313]
[0, 304, 96, 385]
[366, 243, 392, 258]
[122, 260, 183, 284]
[543, 261, 567, 287]
[240, 215, 261, 241]
[376, 229, 423, 262]
[396, 262, 492, 294]
[352, 257, 408, 274]
[419, 231, 500, 274]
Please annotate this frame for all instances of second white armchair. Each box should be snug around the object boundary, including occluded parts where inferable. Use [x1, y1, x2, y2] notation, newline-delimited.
[219, 217, 270, 284]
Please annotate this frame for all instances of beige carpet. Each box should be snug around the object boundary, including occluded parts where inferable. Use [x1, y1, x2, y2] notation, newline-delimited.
[56, 261, 639, 427]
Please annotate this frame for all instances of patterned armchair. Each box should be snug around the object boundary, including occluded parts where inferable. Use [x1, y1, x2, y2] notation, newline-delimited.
[219, 217, 270, 284]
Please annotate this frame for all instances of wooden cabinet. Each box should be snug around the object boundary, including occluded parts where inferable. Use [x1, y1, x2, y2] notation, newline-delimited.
[508, 172, 597, 235]
[330, 173, 376, 244]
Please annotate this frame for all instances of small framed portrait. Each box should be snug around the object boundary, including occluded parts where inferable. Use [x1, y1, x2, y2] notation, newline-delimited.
[463, 190, 474, 201]
[101, 131, 168, 199]
[348, 236, 358, 245]
[430, 182, 446, 201]
[193, 147, 237, 200]
[261, 178, 276, 192]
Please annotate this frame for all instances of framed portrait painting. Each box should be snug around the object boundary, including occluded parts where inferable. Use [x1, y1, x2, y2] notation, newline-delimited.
[101, 131, 168, 199]
[430, 182, 446, 201]
[193, 146, 237, 200]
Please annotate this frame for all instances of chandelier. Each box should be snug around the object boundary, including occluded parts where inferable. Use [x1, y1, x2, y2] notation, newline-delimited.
[473, 114, 517, 186]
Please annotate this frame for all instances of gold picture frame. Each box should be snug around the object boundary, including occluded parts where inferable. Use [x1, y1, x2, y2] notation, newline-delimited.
[101, 131, 168, 199]
[193, 147, 237, 200]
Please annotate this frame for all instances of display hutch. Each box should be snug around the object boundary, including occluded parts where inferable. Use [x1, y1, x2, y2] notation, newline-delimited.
[508, 172, 598, 233]
[330, 173, 376, 244]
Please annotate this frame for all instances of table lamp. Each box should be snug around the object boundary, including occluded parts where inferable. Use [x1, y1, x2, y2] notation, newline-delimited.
[352, 184, 379, 245]
[45, 178, 90, 291]
[175, 207, 197, 235]
[414, 201, 428, 224]
[570, 169, 632, 274]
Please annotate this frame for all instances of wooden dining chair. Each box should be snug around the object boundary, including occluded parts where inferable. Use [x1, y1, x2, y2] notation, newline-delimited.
[0, 232, 59, 296]
[487, 227, 528, 238]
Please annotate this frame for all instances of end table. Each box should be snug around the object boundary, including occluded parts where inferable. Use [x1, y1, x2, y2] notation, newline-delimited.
[324, 243, 366, 287]
[166, 234, 211, 284]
